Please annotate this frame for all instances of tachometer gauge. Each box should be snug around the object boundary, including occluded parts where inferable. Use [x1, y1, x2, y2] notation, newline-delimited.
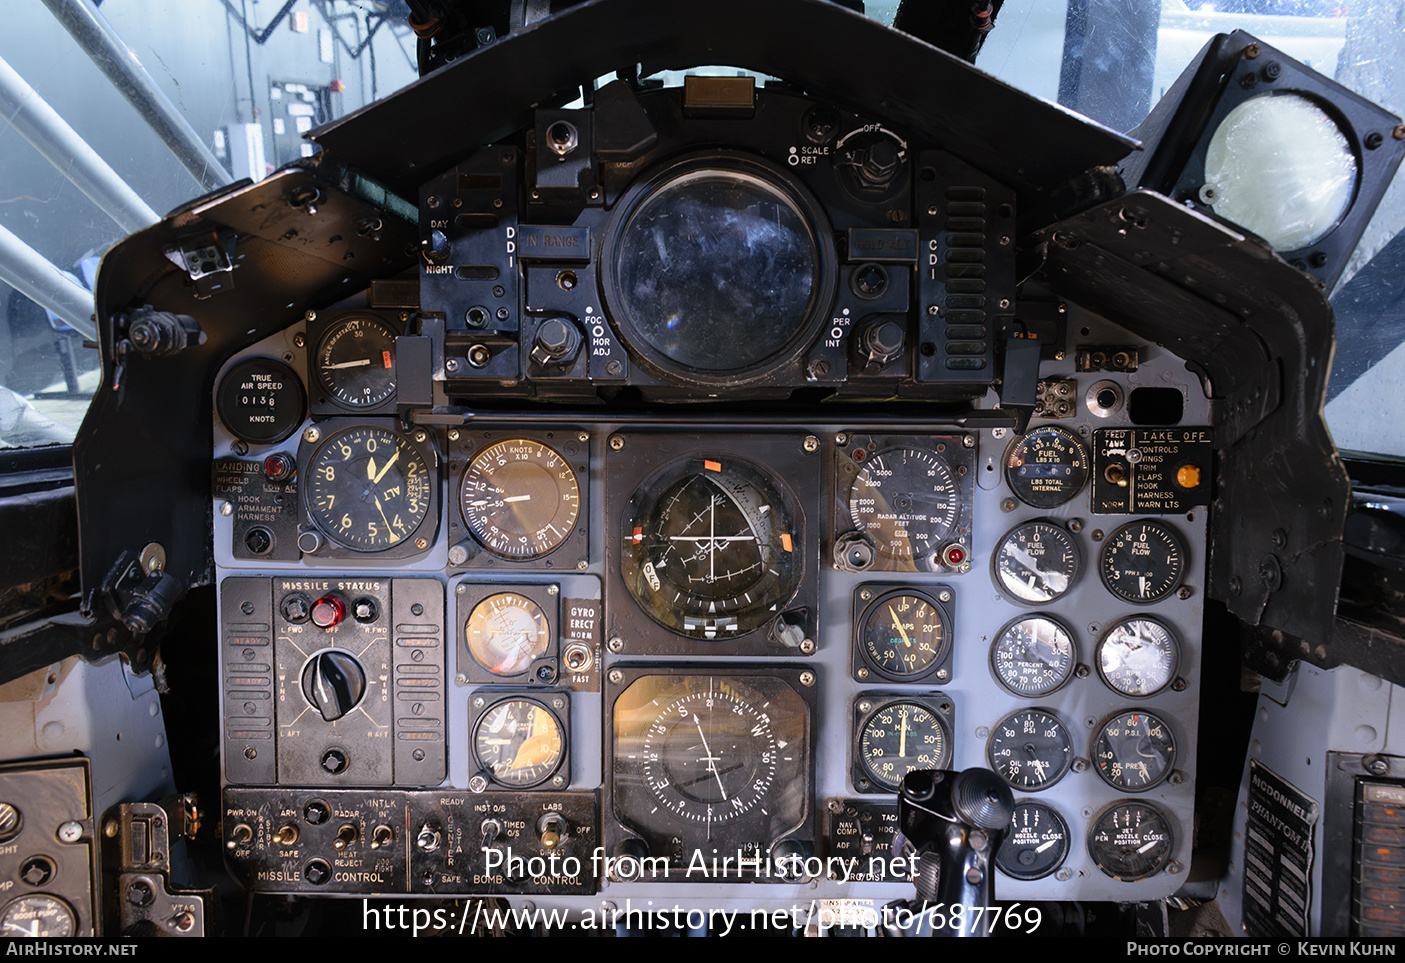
[304, 426, 433, 551]
[995, 801, 1070, 881]
[0, 895, 76, 937]
[461, 439, 581, 559]
[854, 698, 951, 792]
[1098, 520, 1186, 604]
[1088, 802, 1175, 881]
[471, 696, 566, 788]
[993, 521, 1081, 604]
[990, 616, 1077, 697]
[611, 672, 810, 869]
[987, 709, 1074, 791]
[855, 588, 949, 681]
[1093, 710, 1177, 791]
[1097, 617, 1180, 697]
[465, 593, 550, 676]
[848, 447, 960, 569]
[313, 314, 398, 409]
[1004, 426, 1089, 509]
[622, 457, 800, 639]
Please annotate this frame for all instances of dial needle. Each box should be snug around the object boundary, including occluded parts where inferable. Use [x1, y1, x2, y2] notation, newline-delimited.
[693, 713, 727, 800]
[374, 496, 395, 537]
[372, 450, 399, 485]
[325, 359, 372, 369]
[890, 607, 912, 646]
[899, 708, 908, 758]
[367, 456, 377, 481]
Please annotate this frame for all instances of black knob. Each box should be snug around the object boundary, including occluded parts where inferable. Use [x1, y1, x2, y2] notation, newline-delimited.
[301, 650, 366, 721]
[861, 318, 906, 368]
[529, 317, 582, 367]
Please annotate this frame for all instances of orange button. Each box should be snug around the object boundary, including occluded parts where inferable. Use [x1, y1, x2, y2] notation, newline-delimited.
[1176, 464, 1201, 488]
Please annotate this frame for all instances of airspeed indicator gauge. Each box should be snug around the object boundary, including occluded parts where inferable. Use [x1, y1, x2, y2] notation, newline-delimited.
[461, 439, 581, 559]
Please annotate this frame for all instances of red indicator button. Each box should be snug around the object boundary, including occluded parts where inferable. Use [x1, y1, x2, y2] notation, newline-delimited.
[310, 595, 346, 629]
[263, 453, 295, 483]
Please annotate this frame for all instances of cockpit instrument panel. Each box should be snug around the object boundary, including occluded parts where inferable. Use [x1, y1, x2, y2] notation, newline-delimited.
[208, 82, 1212, 911]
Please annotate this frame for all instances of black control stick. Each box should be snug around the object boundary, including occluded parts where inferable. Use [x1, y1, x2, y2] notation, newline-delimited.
[891, 768, 1015, 937]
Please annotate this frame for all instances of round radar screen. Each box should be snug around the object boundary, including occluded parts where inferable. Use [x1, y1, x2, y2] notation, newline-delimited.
[622, 455, 801, 639]
[603, 157, 831, 379]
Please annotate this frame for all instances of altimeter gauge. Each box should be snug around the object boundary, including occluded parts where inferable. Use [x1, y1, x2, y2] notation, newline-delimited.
[848, 447, 961, 569]
[304, 426, 433, 552]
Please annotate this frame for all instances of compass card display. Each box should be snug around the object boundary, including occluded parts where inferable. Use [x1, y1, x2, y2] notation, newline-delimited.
[607, 668, 814, 878]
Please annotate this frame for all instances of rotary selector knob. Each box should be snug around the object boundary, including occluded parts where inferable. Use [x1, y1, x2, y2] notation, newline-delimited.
[529, 317, 582, 367]
[301, 650, 366, 722]
[860, 318, 905, 369]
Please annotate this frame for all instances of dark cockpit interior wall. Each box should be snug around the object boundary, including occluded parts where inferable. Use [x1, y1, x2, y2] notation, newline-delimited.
[1, 0, 1404, 940]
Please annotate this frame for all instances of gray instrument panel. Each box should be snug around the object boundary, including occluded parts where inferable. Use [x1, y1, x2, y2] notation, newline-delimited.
[212, 301, 1206, 906]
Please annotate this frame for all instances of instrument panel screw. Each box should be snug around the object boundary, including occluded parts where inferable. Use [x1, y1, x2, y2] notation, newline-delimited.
[415, 538, 428, 550]
[857, 701, 872, 714]
[959, 562, 970, 573]
[456, 584, 466, 594]
[293, 333, 305, 348]
[1244, 42, 1261, 59]
[799, 671, 815, 687]
[1172, 677, 1187, 692]
[799, 638, 815, 654]
[57, 821, 82, 843]
[938, 590, 952, 603]
[991, 427, 1007, 439]
[608, 668, 624, 683]
[446, 359, 460, 372]
[962, 434, 975, 447]
[608, 637, 623, 653]
[414, 430, 427, 443]
[999, 299, 1010, 309]
[927, 305, 939, 315]
[220, 502, 233, 516]
[803, 435, 819, 453]
[1395, 125, 1405, 140]
[1071, 758, 1088, 773]
[856, 667, 869, 679]
[1068, 519, 1083, 533]
[576, 560, 588, 570]
[426, 195, 440, 209]
[1167, 861, 1182, 874]
[578, 432, 589, 443]
[1075, 664, 1091, 679]
[835, 433, 848, 446]
[1168, 771, 1185, 785]
[1090, 529, 1103, 541]
[103, 821, 119, 839]
[304, 310, 317, 323]
[1001, 498, 1017, 512]
[1178, 586, 1193, 600]
[936, 668, 949, 681]
[547, 585, 559, 596]
[609, 435, 625, 451]
[859, 589, 873, 601]
[1055, 868, 1072, 881]
[1366, 755, 1390, 776]
[448, 429, 460, 441]
[303, 427, 320, 444]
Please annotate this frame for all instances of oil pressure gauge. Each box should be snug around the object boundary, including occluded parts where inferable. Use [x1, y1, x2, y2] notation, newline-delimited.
[1093, 710, 1177, 791]
[987, 708, 1074, 791]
